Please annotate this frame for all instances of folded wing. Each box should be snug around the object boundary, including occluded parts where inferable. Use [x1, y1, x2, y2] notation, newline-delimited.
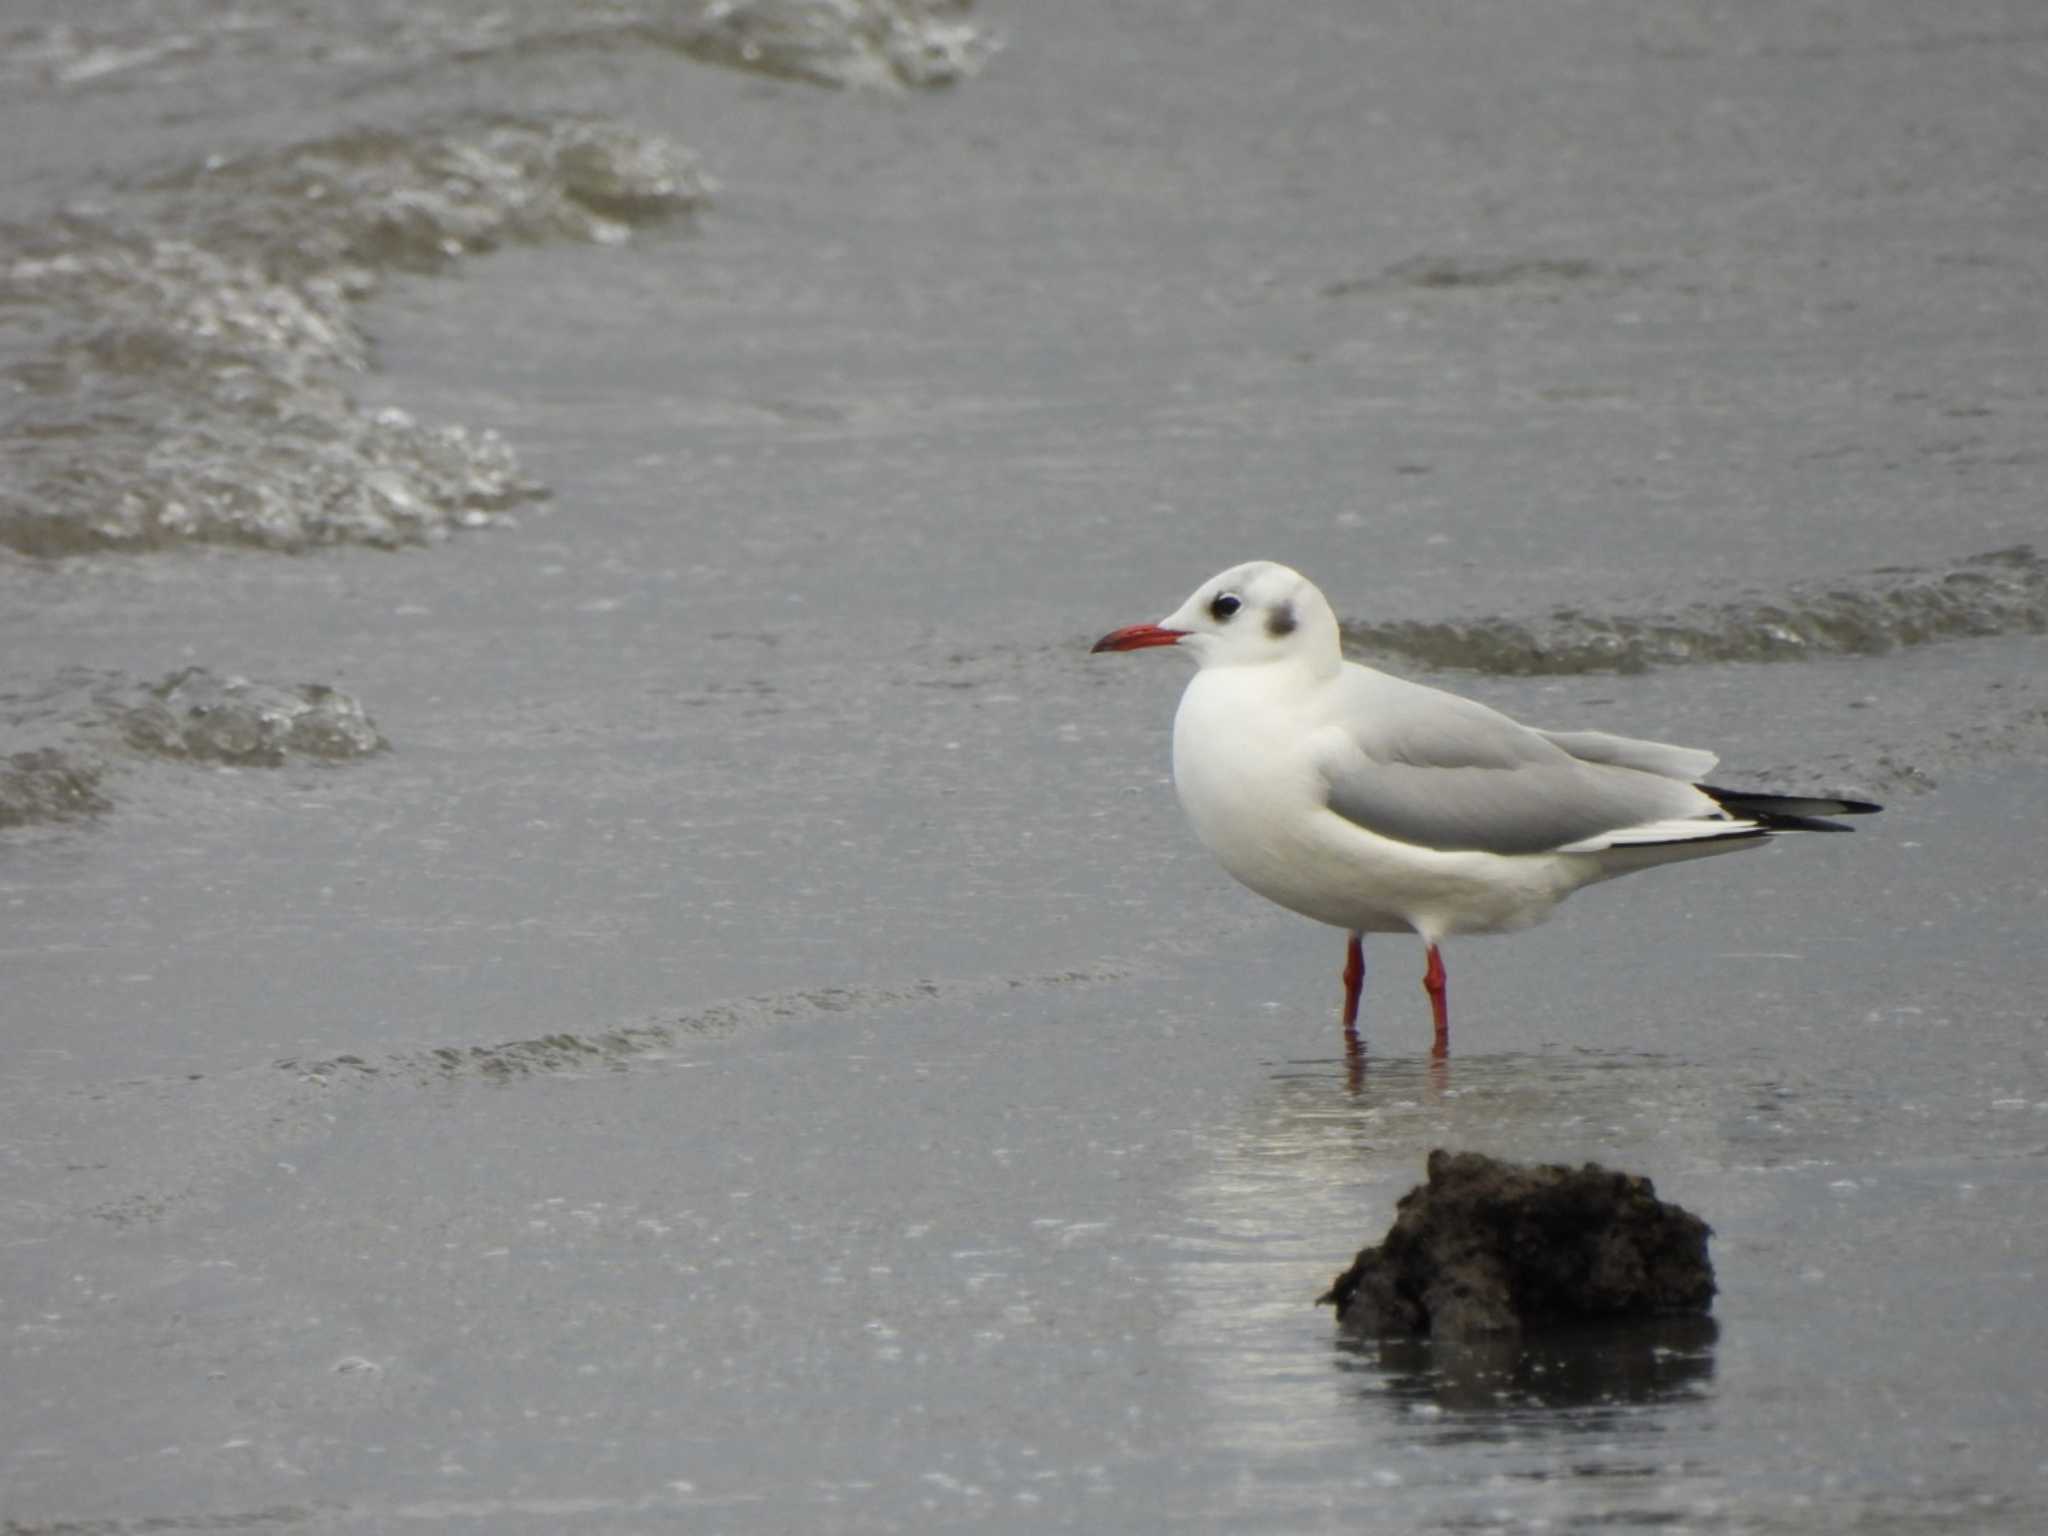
[1312, 668, 1737, 856]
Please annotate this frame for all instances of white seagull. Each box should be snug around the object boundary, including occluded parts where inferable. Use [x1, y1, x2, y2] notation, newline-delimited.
[1091, 560, 1880, 1055]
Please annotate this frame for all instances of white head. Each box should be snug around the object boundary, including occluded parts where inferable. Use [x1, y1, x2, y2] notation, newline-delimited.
[1091, 561, 1341, 671]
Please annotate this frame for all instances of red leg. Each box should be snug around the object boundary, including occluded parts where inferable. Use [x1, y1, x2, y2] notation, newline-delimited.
[1422, 943, 1449, 1057]
[1341, 934, 1365, 1027]
[1341, 932, 1367, 1059]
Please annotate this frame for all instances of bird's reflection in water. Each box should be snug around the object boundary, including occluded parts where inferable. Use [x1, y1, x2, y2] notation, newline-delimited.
[1340, 1035, 1450, 1097]
[1267, 1044, 1688, 1134]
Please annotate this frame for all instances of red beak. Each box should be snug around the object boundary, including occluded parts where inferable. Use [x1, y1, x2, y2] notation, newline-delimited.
[1090, 623, 1187, 654]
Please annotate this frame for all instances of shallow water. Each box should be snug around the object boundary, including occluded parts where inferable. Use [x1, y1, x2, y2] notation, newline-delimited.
[5, 1, 2047, 1531]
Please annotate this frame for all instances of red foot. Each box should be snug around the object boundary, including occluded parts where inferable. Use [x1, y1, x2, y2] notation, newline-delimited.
[1340, 933, 1365, 1031]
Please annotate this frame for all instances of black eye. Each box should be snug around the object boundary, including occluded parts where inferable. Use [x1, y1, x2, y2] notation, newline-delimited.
[1209, 592, 1242, 621]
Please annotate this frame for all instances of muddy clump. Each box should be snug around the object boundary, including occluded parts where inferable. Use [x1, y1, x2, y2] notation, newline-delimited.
[1319, 1149, 1714, 1340]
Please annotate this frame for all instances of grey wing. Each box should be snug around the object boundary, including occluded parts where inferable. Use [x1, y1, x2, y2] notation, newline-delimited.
[1312, 669, 1717, 855]
[1534, 728, 1718, 782]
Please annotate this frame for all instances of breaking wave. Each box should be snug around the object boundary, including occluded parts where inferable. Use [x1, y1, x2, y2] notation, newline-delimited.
[1343, 546, 2047, 676]
[0, 115, 709, 556]
[1, 1, 998, 97]
[0, 666, 387, 829]
[646, 0, 999, 90]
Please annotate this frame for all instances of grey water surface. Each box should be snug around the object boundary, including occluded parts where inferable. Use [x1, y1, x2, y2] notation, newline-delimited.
[4, 2, 2046, 1531]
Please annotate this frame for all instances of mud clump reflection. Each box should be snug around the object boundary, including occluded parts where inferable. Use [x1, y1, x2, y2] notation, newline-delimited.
[1319, 1149, 1714, 1341]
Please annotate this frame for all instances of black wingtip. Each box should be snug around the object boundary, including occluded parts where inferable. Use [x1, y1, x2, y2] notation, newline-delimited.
[1768, 815, 1856, 833]
[1697, 785, 1883, 832]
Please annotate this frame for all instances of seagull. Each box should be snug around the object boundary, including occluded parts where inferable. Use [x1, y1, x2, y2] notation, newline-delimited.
[1090, 560, 1880, 1056]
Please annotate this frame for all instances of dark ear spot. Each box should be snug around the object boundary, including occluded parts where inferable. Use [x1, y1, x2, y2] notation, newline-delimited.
[1266, 601, 1297, 639]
